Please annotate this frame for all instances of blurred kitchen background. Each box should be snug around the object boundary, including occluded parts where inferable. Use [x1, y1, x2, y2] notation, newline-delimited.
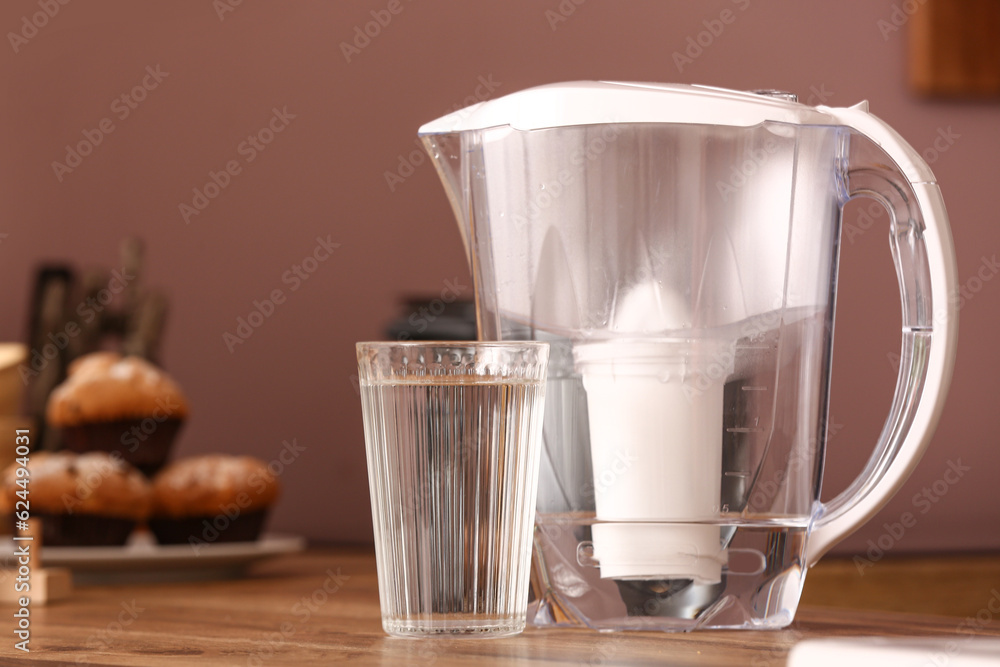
[0, 0, 997, 555]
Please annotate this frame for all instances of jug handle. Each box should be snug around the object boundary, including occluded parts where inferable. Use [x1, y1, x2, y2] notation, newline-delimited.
[805, 102, 959, 566]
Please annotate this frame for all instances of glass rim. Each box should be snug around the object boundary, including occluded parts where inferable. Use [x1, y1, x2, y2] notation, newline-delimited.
[355, 341, 550, 350]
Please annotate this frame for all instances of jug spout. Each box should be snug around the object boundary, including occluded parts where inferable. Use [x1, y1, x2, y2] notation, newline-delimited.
[420, 133, 473, 264]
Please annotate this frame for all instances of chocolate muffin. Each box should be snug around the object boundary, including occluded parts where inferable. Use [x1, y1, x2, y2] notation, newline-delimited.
[149, 455, 280, 545]
[0, 451, 152, 546]
[46, 352, 189, 476]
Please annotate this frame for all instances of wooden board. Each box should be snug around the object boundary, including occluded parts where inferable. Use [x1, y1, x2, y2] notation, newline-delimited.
[911, 0, 1000, 96]
[2, 547, 999, 666]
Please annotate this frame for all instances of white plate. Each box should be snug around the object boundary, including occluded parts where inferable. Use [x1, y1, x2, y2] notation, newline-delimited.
[1, 532, 306, 584]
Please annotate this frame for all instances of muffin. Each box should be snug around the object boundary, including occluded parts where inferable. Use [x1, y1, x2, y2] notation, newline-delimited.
[0, 486, 11, 536]
[149, 455, 280, 545]
[46, 352, 189, 476]
[0, 451, 152, 546]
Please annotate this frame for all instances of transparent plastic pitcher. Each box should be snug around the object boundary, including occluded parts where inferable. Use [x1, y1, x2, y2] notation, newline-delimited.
[418, 82, 958, 631]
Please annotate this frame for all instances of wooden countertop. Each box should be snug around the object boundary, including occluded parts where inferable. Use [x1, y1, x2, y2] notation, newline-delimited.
[4, 546, 1000, 666]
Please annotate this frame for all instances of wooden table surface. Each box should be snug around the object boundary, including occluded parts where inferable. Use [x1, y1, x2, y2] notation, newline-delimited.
[3, 546, 1000, 666]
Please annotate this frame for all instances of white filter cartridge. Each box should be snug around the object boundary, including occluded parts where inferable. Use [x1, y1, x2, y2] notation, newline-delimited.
[576, 339, 732, 582]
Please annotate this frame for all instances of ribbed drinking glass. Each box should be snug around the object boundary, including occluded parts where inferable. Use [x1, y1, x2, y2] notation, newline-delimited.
[357, 341, 548, 637]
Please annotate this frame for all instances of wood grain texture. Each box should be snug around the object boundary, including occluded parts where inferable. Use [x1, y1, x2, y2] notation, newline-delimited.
[803, 553, 1000, 618]
[2, 547, 999, 666]
[910, 0, 1000, 96]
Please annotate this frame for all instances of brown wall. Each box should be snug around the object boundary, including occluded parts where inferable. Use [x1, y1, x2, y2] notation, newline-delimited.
[1, 0, 997, 555]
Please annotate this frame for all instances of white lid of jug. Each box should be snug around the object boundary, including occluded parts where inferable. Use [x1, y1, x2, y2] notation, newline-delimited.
[418, 81, 843, 133]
